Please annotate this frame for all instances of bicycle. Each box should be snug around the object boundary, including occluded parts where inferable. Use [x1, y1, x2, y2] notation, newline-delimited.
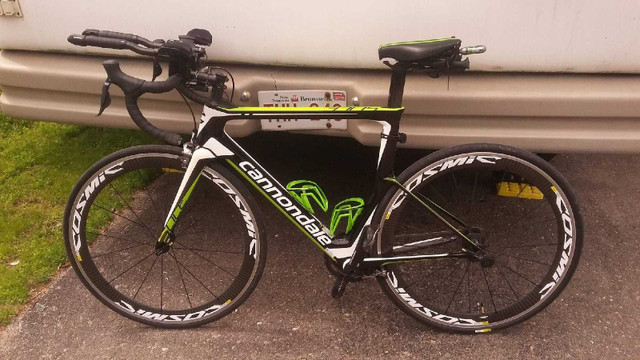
[63, 29, 583, 333]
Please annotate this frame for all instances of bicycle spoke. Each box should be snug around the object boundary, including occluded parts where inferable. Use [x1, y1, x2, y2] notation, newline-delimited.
[136, 169, 164, 226]
[175, 229, 207, 238]
[451, 173, 460, 200]
[426, 184, 449, 206]
[501, 243, 558, 249]
[492, 211, 555, 239]
[108, 251, 155, 284]
[174, 240, 237, 279]
[92, 203, 156, 242]
[169, 250, 218, 299]
[445, 261, 469, 313]
[467, 263, 471, 313]
[109, 183, 158, 241]
[491, 218, 557, 246]
[403, 260, 458, 290]
[481, 266, 497, 313]
[493, 252, 553, 267]
[496, 263, 519, 301]
[85, 230, 152, 246]
[471, 169, 478, 204]
[171, 248, 193, 308]
[495, 261, 540, 287]
[173, 245, 243, 255]
[92, 242, 148, 259]
[132, 255, 159, 300]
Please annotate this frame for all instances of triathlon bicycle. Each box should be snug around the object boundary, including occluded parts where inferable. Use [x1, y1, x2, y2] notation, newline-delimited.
[63, 29, 583, 333]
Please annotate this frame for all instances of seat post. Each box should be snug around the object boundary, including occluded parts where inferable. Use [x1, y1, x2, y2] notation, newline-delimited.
[387, 67, 407, 108]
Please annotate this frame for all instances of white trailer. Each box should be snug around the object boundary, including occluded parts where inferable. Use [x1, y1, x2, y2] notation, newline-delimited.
[1, 0, 640, 152]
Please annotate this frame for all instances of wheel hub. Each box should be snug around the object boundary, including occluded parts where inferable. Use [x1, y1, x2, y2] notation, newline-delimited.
[463, 227, 495, 268]
[155, 232, 175, 255]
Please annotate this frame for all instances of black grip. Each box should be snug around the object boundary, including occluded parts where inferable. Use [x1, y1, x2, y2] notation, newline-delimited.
[68, 34, 127, 49]
[68, 34, 156, 56]
[125, 95, 183, 146]
[139, 75, 184, 93]
[82, 29, 160, 48]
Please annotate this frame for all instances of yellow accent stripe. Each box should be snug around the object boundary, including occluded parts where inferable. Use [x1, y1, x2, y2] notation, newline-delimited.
[220, 106, 403, 113]
[379, 38, 457, 49]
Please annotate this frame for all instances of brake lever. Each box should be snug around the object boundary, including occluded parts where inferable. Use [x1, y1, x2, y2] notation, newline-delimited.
[97, 80, 112, 116]
[152, 56, 162, 81]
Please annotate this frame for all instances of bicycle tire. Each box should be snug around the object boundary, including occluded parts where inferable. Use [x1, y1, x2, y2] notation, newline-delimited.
[63, 145, 266, 328]
[374, 143, 583, 333]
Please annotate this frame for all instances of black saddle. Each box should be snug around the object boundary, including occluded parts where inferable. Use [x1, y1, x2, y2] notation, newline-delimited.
[378, 38, 461, 63]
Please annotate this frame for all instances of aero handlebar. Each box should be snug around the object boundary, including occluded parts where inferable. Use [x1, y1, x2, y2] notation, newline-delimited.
[103, 60, 184, 145]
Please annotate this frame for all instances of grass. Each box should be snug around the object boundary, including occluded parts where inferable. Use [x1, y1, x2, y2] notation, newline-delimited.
[0, 112, 155, 325]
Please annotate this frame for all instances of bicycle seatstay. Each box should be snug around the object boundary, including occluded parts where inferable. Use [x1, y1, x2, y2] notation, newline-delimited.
[161, 105, 405, 269]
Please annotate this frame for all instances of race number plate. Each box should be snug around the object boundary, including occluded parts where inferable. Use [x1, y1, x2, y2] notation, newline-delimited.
[258, 90, 348, 131]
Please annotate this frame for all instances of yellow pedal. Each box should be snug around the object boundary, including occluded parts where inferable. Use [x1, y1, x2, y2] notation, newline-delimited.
[496, 182, 544, 200]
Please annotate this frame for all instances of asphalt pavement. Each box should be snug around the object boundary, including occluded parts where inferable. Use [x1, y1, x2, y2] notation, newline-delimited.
[0, 133, 638, 359]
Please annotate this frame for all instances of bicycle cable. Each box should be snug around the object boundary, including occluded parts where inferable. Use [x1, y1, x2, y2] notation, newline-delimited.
[178, 89, 197, 133]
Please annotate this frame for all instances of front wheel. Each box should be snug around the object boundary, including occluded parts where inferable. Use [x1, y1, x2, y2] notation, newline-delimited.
[374, 144, 583, 333]
[63, 145, 267, 328]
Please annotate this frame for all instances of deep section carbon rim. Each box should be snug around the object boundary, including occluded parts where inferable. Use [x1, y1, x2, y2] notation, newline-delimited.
[64, 148, 264, 327]
[377, 147, 582, 333]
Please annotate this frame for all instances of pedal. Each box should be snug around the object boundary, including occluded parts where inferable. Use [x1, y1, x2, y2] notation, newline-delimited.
[329, 197, 365, 235]
[286, 180, 328, 214]
[331, 276, 349, 299]
[496, 182, 544, 200]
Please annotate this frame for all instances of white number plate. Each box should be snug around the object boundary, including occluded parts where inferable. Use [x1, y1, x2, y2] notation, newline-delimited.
[258, 90, 348, 131]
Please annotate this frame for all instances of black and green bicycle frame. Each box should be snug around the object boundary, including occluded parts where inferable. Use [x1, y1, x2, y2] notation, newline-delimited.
[159, 69, 470, 272]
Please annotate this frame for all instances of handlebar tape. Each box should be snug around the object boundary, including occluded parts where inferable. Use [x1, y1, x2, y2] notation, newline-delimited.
[82, 29, 160, 48]
[125, 95, 183, 146]
[67, 35, 156, 56]
[103, 60, 184, 146]
[68, 34, 128, 49]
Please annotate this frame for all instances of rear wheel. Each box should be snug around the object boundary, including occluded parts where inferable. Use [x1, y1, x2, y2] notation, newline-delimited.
[63, 145, 266, 328]
[375, 144, 582, 333]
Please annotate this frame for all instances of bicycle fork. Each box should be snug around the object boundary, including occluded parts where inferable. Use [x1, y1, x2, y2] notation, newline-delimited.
[155, 139, 233, 254]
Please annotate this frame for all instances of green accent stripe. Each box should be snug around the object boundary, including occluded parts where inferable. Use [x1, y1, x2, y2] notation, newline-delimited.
[220, 106, 403, 113]
[226, 159, 335, 259]
[379, 38, 457, 49]
[181, 173, 202, 208]
[158, 173, 202, 243]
